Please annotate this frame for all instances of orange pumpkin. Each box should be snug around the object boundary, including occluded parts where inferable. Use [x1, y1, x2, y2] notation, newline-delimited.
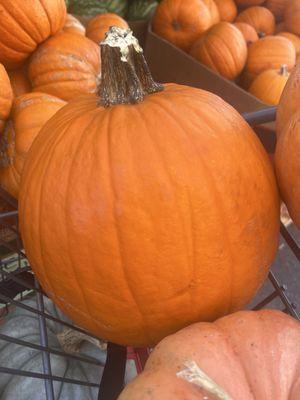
[214, 0, 237, 22]
[0, 93, 66, 199]
[63, 14, 86, 36]
[235, 0, 265, 6]
[242, 36, 295, 88]
[0, 0, 66, 70]
[249, 65, 289, 105]
[152, 0, 214, 52]
[234, 22, 259, 45]
[190, 22, 247, 80]
[265, 0, 288, 22]
[236, 6, 276, 36]
[118, 310, 300, 400]
[285, 0, 300, 36]
[202, 0, 220, 25]
[8, 66, 31, 97]
[19, 27, 279, 347]
[277, 32, 300, 56]
[0, 64, 13, 133]
[86, 13, 129, 44]
[28, 32, 101, 101]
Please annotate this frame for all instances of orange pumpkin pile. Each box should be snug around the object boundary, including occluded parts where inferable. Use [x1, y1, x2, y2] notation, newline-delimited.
[153, 0, 300, 105]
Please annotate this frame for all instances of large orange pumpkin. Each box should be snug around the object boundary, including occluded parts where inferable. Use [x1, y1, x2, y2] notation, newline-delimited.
[236, 6, 276, 36]
[277, 32, 300, 57]
[214, 0, 237, 22]
[28, 32, 101, 101]
[8, 66, 31, 98]
[284, 0, 300, 36]
[234, 22, 259, 45]
[190, 22, 247, 80]
[0, 0, 66, 70]
[19, 27, 279, 348]
[0, 93, 66, 199]
[242, 36, 295, 88]
[265, 0, 288, 22]
[86, 13, 129, 44]
[118, 310, 300, 400]
[0, 64, 13, 133]
[152, 0, 214, 52]
[63, 14, 86, 36]
[202, 0, 220, 25]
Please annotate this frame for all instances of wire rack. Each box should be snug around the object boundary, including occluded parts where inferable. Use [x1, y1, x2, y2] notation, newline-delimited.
[0, 107, 299, 400]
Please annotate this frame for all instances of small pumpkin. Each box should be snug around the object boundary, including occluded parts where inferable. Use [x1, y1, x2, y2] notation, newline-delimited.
[19, 27, 279, 348]
[284, 0, 300, 36]
[236, 6, 276, 36]
[28, 32, 101, 101]
[190, 22, 247, 80]
[63, 13, 86, 36]
[234, 0, 265, 6]
[152, 0, 214, 52]
[265, 0, 288, 22]
[234, 22, 259, 45]
[118, 310, 300, 400]
[68, 0, 128, 17]
[0, 93, 66, 199]
[7, 66, 31, 98]
[0, 295, 136, 399]
[86, 13, 129, 45]
[202, 0, 220, 25]
[214, 0, 237, 22]
[242, 36, 296, 88]
[249, 65, 289, 105]
[0, 0, 66, 70]
[0, 64, 13, 133]
[277, 32, 300, 57]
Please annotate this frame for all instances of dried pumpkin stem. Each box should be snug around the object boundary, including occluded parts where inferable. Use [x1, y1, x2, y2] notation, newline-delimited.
[57, 327, 107, 354]
[98, 26, 163, 107]
[280, 64, 288, 76]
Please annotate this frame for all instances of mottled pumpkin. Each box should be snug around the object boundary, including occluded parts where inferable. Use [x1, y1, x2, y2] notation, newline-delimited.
[0, 64, 13, 133]
[86, 13, 129, 44]
[214, 0, 237, 22]
[0, 0, 66, 70]
[265, 0, 288, 22]
[236, 6, 275, 36]
[63, 14, 86, 36]
[284, 0, 300, 36]
[190, 22, 247, 80]
[28, 32, 101, 101]
[19, 28, 279, 348]
[0, 93, 66, 199]
[234, 22, 259, 45]
[7, 66, 31, 98]
[118, 310, 300, 400]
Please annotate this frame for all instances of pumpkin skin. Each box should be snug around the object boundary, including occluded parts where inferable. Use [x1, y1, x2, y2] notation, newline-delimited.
[277, 64, 300, 136]
[190, 22, 247, 80]
[235, 0, 264, 6]
[234, 22, 259, 45]
[277, 32, 300, 56]
[0, 93, 66, 199]
[0, 0, 66, 70]
[202, 0, 220, 25]
[28, 32, 101, 101]
[274, 21, 285, 33]
[284, 0, 300, 36]
[249, 66, 289, 105]
[152, 0, 214, 52]
[0, 295, 136, 400]
[7, 66, 31, 98]
[214, 0, 237, 22]
[0, 64, 13, 133]
[63, 14, 86, 36]
[242, 36, 296, 88]
[265, 0, 288, 22]
[19, 81, 279, 347]
[118, 310, 300, 400]
[236, 6, 276, 36]
[86, 13, 129, 44]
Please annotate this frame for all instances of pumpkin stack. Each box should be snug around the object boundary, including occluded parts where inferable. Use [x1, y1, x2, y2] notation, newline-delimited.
[152, 0, 300, 105]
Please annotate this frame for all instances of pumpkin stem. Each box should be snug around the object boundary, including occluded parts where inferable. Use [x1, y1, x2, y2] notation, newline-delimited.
[177, 361, 233, 400]
[98, 26, 163, 107]
[57, 328, 107, 354]
[258, 31, 265, 38]
[280, 64, 288, 76]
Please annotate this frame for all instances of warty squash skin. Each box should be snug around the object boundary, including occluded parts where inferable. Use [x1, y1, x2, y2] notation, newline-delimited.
[19, 28, 280, 348]
[0, 0, 66, 70]
[118, 310, 300, 400]
[0, 64, 13, 133]
[0, 93, 66, 199]
[86, 13, 129, 44]
[235, 6, 276, 36]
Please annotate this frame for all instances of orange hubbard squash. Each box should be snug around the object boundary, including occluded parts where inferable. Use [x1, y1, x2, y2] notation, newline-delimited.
[28, 32, 101, 101]
[284, 0, 300, 36]
[265, 0, 288, 22]
[236, 6, 276, 36]
[0, 93, 66, 199]
[242, 36, 295, 88]
[214, 0, 237, 22]
[234, 22, 259, 45]
[8, 66, 31, 97]
[152, 0, 214, 52]
[249, 65, 289, 105]
[63, 14, 86, 36]
[0, 0, 66, 70]
[118, 310, 300, 400]
[0, 64, 13, 133]
[19, 27, 279, 347]
[86, 13, 129, 44]
[190, 22, 247, 80]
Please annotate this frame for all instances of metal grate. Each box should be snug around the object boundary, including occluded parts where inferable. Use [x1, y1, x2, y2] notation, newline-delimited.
[0, 107, 299, 400]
